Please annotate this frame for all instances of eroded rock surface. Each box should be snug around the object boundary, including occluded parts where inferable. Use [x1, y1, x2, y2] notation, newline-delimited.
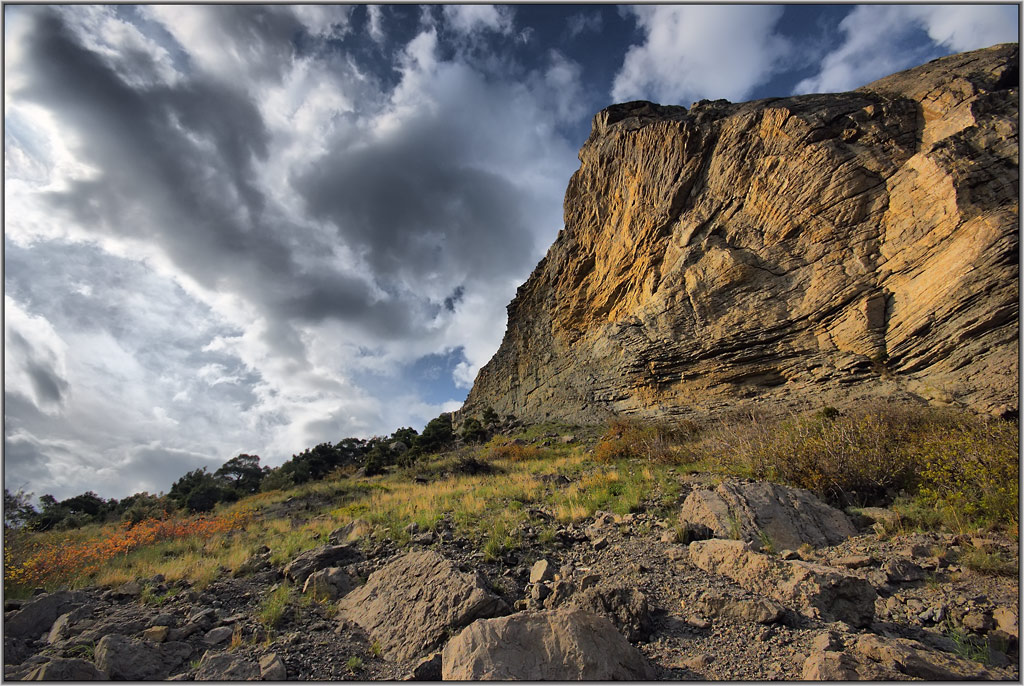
[336, 550, 509, 660]
[680, 480, 857, 550]
[463, 44, 1019, 425]
[441, 607, 658, 680]
[282, 544, 361, 585]
[689, 539, 877, 627]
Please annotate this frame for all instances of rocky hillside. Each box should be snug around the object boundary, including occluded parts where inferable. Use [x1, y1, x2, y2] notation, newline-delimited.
[5, 476, 1018, 680]
[464, 44, 1019, 425]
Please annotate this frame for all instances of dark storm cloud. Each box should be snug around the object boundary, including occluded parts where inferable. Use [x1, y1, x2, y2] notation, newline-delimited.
[3, 431, 56, 488]
[292, 113, 535, 287]
[5, 329, 68, 409]
[13, 9, 417, 341]
[120, 445, 223, 494]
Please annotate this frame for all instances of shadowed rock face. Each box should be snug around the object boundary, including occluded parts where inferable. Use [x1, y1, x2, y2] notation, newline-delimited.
[464, 44, 1018, 424]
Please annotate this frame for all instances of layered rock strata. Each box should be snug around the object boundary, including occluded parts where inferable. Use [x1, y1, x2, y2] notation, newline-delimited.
[464, 44, 1019, 424]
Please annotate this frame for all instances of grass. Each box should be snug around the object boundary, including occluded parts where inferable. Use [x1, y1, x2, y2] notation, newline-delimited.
[3, 403, 1015, 598]
[258, 583, 292, 630]
[959, 546, 1017, 577]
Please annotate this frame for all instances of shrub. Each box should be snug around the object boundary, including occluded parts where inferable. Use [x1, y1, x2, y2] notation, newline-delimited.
[704, 402, 1018, 531]
[460, 417, 487, 444]
[959, 546, 1016, 577]
[481, 436, 541, 462]
[593, 418, 686, 463]
[913, 419, 1018, 532]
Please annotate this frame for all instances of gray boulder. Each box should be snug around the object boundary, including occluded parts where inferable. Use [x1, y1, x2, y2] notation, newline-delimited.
[24, 658, 107, 680]
[680, 480, 857, 550]
[195, 651, 260, 680]
[283, 544, 362, 584]
[94, 634, 193, 680]
[570, 586, 652, 642]
[441, 607, 658, 680]
[337, 550, 509, 660]
[259, 653, 287, 680]
[302, 566, 355, 601]
[5, 591, 87, 639]
[328, 519, 372, 545]
[694, 593, 785, 625]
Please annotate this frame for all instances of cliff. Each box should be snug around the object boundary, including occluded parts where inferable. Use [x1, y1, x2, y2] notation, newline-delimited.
[464, 44, 1019, 424]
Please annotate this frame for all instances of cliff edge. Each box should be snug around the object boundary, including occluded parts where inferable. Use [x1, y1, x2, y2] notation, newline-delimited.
[464, 44, 1019, 424]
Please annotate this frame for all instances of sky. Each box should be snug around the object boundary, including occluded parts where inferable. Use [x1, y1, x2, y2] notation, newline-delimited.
[4, 4, 1018, 501]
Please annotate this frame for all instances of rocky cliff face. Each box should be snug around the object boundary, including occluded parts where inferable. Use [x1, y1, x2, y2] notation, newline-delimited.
[464, 44, 1019, 425]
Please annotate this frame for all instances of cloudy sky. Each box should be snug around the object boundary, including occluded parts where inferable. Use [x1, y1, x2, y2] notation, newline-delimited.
[4, 4, 1017, 501]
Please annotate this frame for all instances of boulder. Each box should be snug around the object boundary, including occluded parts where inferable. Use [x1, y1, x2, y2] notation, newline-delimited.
[570, 586, 652, 642]
[24, 658, 107, 681]
[441, 607, 658, 680]
[802, 629, 1007, 680]
[109, 580, 143, 600]
[679, 481, 857, 550]
[410, 653, 442, 681]
[94, 634, 192, 680]
[337, 550, 509, 660]
[694, 594, 785, 625]
[302, 566, 355, 601]
[283, 544, 362, 584]
[802, 651, 876, 680]
[882, 557, 926, 583]
[259, 653, 287, 680]
[689, 539, 876, 627]
[194, 651, 260, 680]
[143, 625, 170, 643]
[328, 519, 372, 545]
[4, 591, 87, 639]
[530, 559, 555, 584]
[203, 626, 233, 646]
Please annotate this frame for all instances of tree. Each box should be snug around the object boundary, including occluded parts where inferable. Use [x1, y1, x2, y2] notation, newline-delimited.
[4, 488, 37, 529]
[119, 492, 170, 524]
[32, 494, 67, 531]
[416, 413, 454, 454]
[215, 454, 267, 495]
[168, 468, 225, 513]
[60, 491, 107, 518]
[481, 406, 499, 427]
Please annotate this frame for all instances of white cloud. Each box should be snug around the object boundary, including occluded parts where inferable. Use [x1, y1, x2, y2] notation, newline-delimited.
[912, 5, 1018, 53]
[367, 5, 385, 44]
[442, 5, 515, 36]
[611, 6, 790, 105]
[566, 11, 602, 39]
[4, 296, 70, 414]
[291, 4, 353, 40]
[795, 5, 1019, 94]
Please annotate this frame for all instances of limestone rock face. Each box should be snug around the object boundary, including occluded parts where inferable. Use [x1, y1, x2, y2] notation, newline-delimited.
[441, 607, 658, 680]
[463, 44, 1018, 424]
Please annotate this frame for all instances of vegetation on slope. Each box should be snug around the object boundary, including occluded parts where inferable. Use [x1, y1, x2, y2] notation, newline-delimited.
[3, 403, 1017, 599]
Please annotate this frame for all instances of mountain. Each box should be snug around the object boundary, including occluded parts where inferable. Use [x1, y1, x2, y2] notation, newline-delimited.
[464, 44, 1019, 425]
